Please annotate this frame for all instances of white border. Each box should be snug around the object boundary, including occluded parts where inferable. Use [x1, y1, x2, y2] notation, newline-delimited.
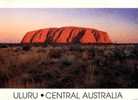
[1, 89, 138, 100]
[0, 0, 138, 8]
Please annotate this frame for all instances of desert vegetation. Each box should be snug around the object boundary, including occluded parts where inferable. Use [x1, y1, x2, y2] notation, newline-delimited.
[0, 44, 138, 88]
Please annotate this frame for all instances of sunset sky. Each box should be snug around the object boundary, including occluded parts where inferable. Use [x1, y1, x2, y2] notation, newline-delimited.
[0, 8, 138, 43]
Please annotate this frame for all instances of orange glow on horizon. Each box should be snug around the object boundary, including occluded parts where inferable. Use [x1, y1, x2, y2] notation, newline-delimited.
[0, 8, 138, 43]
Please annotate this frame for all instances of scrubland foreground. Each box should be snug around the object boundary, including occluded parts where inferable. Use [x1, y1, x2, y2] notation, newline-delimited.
[0, 44, 138, 88]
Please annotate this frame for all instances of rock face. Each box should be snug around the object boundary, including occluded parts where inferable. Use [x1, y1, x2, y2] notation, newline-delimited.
[21, 26, 112, 44]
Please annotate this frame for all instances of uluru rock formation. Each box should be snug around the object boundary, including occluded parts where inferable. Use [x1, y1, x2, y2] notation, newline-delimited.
[21, 26, 112, 44]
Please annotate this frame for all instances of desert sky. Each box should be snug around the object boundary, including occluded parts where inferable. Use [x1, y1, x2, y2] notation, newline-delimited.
[0, 8, 138, 43]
